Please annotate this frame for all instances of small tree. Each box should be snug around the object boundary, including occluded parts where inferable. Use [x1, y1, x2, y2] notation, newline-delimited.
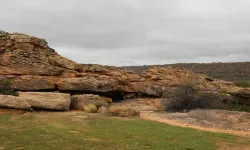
[163, 83, 228, 112]
[164, 85, 197, 112]
[164, 83, 250, 112]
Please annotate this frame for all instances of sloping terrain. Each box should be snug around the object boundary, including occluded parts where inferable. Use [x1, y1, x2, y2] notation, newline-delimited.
[1, 111, 250, 150]
[124, 62, 250, 81]
[1, 30, 250, 147]
[140, 110, 250, 136]
[0, 30, 250, 112]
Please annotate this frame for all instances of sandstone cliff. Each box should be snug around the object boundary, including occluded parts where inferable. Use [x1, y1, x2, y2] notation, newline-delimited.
[0, 30, 250, 111]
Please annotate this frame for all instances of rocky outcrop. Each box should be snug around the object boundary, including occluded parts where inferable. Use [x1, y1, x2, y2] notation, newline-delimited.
[230, 89, 250, 105]
[18, 92, 71, 110]
[107, 98, 165, 116]
[57, 76, 122, 92]
[71, 94, 110, 110]
[108, 105, 140, 117]
[0, 30, 232, 96]
[12, 76, 56, 91]
[0, 95, 31, 109]
[0, 31, 82, 76]
[0, 30, 250, 111]
[230, 89, 250, 98]
[0, 92, 71, 110]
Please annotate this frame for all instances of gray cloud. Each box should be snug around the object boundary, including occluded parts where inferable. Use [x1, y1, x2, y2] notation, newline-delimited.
[1, 0, 250, 66]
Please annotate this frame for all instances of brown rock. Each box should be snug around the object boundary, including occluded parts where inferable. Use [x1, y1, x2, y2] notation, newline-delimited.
[0, 32, 83, 76]
[123, 93, 136, 99]
[0, 30, 250, 107]
[0, 66, 25, 75]
[109, 98, 164, 113]
[18, 92, 71, 110]
[0, 95, 31, 110]
[108, 105, 140, 117]
[71, 94, 108, 110]
[98, 106, 108, 114]
[57, 77, 122, 92]
[12, 76, 56, 91]
[231, 89, 250, 98]
[125, 82, 163, 97]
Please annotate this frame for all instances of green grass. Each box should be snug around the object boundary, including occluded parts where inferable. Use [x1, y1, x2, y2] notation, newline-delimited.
[0, 112, 249, 150]
[234, 79, 250, 88]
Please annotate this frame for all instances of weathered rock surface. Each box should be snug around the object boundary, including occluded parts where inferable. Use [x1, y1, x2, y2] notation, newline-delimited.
[0, 95, 31, 110]
[230, 89, 250, 98]
[0, 32, 82, 76]
[230, 89, 250, 105]
[0, 30, 250, 110]
[71, 94, 109, 110]
[57, 76, 122, 92]
[107, 98, 164, 117]
[108, 105, 140, 117]
[17, 92, 71, 110]
[12, 76, 56, 91]
[98, 106, 108, 114]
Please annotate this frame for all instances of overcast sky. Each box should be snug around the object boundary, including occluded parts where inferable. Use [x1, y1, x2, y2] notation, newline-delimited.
[1, 0, 250, 66]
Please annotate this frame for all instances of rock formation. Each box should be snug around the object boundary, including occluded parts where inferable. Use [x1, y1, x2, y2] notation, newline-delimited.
[0, 30, 250, 112]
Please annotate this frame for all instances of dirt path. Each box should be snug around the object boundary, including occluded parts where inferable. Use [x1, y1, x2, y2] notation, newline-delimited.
[140, 111, 250, 137]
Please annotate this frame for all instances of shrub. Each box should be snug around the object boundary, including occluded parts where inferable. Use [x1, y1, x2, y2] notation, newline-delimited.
[0, 78, 17, 96]
[164, 84, 250, 112]
[83, 104, 98, 113]
[234, 80, 250, 88]
[164, 85, 198, 112]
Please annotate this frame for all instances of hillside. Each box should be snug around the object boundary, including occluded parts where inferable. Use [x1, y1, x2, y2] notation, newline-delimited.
[123, 62, 250, 81]
[1, 30, 250, 111]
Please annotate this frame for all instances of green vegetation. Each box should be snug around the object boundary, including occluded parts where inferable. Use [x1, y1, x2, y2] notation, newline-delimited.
[0, 112, 249, 150]
[123, 62, 250, 82]
[164, 84, 250, 112]
[234, 79, 250, 88]
[0, 78, 17, 95]
[164, 85, 198, 111]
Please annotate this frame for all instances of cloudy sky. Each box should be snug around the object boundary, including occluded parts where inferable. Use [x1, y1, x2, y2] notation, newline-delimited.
[1, 0, 250, 66]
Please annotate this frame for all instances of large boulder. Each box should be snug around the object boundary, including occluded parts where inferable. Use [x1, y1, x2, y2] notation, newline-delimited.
[0, 95, 31, 110]
[108, 105, 140, 117]
[107, 98, 164, 117]
[18, 92, 71, 110]
[71, 94, 109, 110]
[98, 106, 108, 114]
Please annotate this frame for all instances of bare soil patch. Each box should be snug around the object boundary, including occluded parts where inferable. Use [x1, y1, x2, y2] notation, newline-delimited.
[140, 109, 250, 137]
[0, 109, 26, 115]
[216, 140, 250, 150]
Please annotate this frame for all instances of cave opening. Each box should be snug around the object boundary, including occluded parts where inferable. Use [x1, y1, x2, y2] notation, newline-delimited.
[62, 90, 126, 102]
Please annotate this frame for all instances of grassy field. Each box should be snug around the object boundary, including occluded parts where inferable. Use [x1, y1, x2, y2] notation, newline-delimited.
[0, 111, 249, 150]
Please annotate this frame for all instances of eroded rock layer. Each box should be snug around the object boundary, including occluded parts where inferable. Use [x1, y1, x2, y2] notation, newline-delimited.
[0, 30, 250, 111]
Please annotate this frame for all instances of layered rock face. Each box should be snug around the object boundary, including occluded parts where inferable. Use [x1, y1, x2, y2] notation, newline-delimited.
[0, 92, 70, 110]
[0, 30, 250, 111]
